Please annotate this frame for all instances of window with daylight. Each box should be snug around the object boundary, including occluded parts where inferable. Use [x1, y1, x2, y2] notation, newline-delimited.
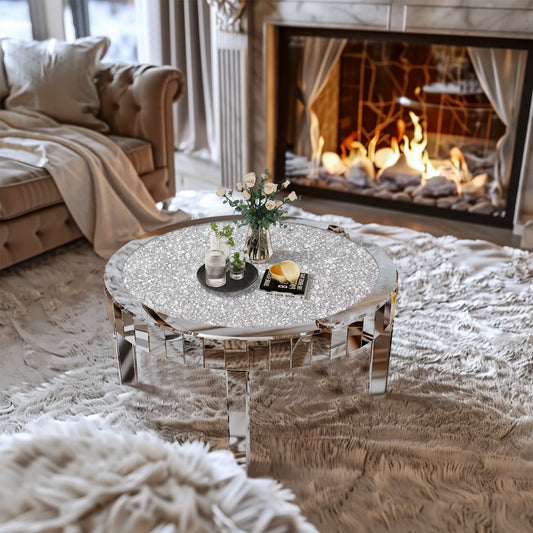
[0, 0, 32, 39]
[0, 0, 138, 63]
[65, 0, 138, 62]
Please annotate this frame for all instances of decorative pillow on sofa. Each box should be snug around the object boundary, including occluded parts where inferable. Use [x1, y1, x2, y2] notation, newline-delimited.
[1, 36, 110, 132]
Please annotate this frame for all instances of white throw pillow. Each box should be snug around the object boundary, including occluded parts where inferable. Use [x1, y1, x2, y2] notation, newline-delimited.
[1, 36, 110, 131]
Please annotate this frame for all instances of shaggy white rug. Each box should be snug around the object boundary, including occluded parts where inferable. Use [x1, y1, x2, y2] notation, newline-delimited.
[1, 192, 533, 532]
[0, 420, 316, 533]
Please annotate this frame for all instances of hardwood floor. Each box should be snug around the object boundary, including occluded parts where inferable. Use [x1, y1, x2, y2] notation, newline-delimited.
[174, 153, 522, 248]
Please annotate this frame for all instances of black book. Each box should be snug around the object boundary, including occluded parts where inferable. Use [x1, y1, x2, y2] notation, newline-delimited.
[260, 269, 309, 296]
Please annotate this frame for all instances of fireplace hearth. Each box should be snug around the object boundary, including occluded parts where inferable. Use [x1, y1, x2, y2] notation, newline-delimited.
[270, 27, 533, 227]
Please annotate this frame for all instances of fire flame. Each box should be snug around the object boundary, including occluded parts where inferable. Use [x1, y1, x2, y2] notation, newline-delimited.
[321, 112, 466, 184]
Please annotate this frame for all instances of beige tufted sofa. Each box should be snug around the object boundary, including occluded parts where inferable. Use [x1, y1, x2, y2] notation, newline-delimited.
[0, 62, 185, 270]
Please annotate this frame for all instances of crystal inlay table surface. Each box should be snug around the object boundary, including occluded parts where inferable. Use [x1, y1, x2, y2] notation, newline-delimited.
[121, 223, 379, 330]
[104, 216, 398, 467]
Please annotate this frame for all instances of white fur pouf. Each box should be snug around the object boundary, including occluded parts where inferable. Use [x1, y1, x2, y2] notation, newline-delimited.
[0, 420, 317, 533]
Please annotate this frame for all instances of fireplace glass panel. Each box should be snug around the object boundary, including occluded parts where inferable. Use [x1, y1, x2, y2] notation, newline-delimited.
[275, 29, 532, 226]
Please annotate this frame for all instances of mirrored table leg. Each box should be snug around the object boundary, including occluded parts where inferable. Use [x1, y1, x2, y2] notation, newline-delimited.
[368, 293, 396, 395]
[225, 369, 250, 468]
[369, 328, 393, 395]
[114, 331, 137, 385]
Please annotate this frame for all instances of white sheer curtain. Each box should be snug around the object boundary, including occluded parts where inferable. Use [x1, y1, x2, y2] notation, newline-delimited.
[468, 47, 528, 195]
[296, 37, 346, 159]
[137, 0, 218, 162]
[27, 0, 65, 40]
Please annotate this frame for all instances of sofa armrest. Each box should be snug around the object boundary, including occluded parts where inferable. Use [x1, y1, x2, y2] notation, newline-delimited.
[95, 63, 185, 196]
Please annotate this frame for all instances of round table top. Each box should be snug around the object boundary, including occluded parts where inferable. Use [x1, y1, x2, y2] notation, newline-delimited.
[104, 216, 398, 340]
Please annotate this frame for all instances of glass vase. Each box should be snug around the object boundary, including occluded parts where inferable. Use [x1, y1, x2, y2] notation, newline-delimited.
[246, 225, 273, 264]
[209, 232, 230, 269]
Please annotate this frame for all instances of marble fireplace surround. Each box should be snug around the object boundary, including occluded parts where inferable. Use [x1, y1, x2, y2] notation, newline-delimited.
[211, 0, 533, 233]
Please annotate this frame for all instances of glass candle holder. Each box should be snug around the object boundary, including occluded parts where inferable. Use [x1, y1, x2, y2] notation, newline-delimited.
[229, 262, 245, 281]
[205, 250, 227, 287]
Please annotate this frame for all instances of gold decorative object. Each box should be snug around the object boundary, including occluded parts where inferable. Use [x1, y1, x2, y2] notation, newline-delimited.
[269, 260, 300, 283]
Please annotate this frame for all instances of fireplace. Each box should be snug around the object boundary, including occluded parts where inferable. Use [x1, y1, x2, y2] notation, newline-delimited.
[269, 26, 533, 228]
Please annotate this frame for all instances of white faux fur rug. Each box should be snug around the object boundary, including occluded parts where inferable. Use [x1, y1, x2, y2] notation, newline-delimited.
[0, 420, 316, 533]
[1, 194, 533, 532]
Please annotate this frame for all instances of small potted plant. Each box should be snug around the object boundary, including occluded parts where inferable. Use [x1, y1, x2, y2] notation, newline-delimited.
[229, 250, 247, 280]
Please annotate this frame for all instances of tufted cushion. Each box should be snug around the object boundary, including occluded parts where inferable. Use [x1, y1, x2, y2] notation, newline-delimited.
[0, 135, 155, 221]
[0, 204, 82, 270]
[108, 134, 154, 176]
[0, 160, 61, 220]
[1, 36, 110, 131]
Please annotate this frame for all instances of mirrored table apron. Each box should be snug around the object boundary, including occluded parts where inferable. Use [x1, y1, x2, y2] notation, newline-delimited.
[104, 216, 398, 467]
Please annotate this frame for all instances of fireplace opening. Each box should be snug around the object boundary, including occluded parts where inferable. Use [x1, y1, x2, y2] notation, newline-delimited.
[269, 27, 533, 227]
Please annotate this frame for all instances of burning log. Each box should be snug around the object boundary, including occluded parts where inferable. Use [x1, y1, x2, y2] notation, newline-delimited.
[461, 173, 489, 198]
[374, 139, 400, 169]
[321, 152, 347, 175]
[377, 154, 422, 191]
[418, 176, 458, 198]
[303, 108, 504, 214]
[346, 158, 374, 186]
[449, 146, 472, 183]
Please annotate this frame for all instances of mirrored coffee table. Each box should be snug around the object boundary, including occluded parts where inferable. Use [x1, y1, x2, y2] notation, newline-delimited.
[104, 216, 398, 467]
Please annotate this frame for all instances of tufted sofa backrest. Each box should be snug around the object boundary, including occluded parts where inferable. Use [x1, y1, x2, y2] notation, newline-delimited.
[0, 54, 184, 173]
[96, 62, 185, 175]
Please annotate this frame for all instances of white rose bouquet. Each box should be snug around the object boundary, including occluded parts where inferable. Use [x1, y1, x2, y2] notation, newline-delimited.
[217, 169, 298, 230]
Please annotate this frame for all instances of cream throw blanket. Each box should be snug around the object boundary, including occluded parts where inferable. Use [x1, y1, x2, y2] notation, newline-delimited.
[0, 109, 187, 258]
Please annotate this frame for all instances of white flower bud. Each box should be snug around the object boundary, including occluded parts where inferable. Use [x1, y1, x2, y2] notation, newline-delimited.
[265, 200, 276, 210]
[236, 182, 243, 192]
[242, 190, 251, 200]
[263, 182, 277, 195]
[288, 191, 298, 202]
[282, 179, 291, 188]
[243, 172, 256, 188]
[217, 188, 226, 197]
